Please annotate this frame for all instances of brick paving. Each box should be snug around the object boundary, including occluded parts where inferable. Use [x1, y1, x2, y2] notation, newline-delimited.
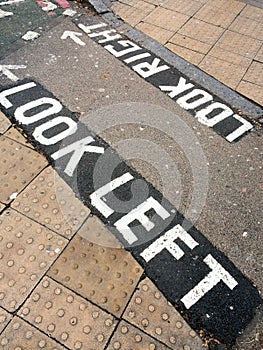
[111, 0, 263, 106]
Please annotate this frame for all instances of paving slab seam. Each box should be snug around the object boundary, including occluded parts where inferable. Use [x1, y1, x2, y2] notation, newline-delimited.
[86, 0, 263, 120]
[14, 315, 73, 350]
[45, 274, 125, 322]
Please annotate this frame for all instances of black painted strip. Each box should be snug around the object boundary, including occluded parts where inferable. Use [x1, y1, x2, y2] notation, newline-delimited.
[86, 4, 263, 120]
[72, 15, 258, 143]
[0, 78, 261, 348]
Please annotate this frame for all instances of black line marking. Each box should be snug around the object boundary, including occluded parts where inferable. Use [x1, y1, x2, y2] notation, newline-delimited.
[0, 78, 261, 348]
[73, 15, 256, 143]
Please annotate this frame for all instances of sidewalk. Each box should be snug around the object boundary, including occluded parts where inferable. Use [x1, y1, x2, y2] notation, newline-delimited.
[0, 1, 262, 349]
[0, 112, 205, 349]
[109, 0, 263, 106]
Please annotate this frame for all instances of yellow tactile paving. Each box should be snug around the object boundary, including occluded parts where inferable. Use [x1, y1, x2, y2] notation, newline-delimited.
[110, 0, 263, 105]
[144, 7, 189, 32]
[170, 33, 211, 54]
[5, 127, 34, 149]
[229, 15, 263, 40]
[0, 203, 5, 212]
[18, 277, 117, 350]
[178, 18, 224, 45]
[165, 43, 205, 65]
[48, 227, 143, 317]
[242, 61, 263, 87]
[0, 209, 67, 312]
[0, 135, 47, 204]
[237, 81, 263, 106]
[0, 317, 66, 349]
[136, 22, 173, 44]
[161, 0, 203, 16]
[0, 111, 11, 134]
[194, 3, 239, 28]
[123, 278, 204, 349]
[106, 320, 171, 350]
[12, 167, 90, 239]
[216, 30, 262, 59]
[111, 2, 151, 27]
[0, 307, 11, 334]
[240, 4, 263, 23]
[199, 55, 248, 89]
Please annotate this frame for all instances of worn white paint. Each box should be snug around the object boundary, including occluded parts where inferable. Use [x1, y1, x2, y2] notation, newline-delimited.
[132, 58, 170, 78]
[0, 9, 13, 17]
[22, 31, 40, 41]
[181, 254, 238, 309]
[14, 97, 62, 124]
[140, 224, 199, 262]
[61, 31, 86, 46]
[104, 40, 142, 58]
[51, 136, 104, 176]
[0, 64, 26, 82]
[90, 172, 134, 218]
[42, 1, 57, 12]
[33, 116, 77, 145]
[159, 79, 194, 98]
[0, 0, 24, 5]
[63, 9, 76, 16]
[114, 197, 170, 244]
[0, 81, 36, 108]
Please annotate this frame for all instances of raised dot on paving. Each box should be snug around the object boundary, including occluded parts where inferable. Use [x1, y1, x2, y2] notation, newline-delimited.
[106, 320, 170, 350]
[0, 307, 11, 333]
[0, 112, 11, 134]
[0, 316, 65, 349]
[12, 166, 90, 238]
[17, 276, 117, 349]
[123, 277, 204, 349]
[4, 127, 34, 149]
[48, 217, 143, 317]
[0, 135, 47, 203]
[0, 209, 67, 312]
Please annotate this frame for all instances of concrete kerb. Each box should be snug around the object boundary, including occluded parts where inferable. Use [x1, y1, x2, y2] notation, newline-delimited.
[87, 0, 263, 122]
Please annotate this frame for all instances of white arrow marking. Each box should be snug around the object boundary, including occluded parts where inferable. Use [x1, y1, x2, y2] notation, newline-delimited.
[0, 65, 26, 82]
[0, 0, 24, 5]
[0, 9, 13, 17]
[61, 31, 86, 46]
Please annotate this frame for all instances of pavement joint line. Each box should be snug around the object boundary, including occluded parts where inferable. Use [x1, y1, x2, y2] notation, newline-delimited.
[0, 79, 261, 348]
[87, 0, 263, 120]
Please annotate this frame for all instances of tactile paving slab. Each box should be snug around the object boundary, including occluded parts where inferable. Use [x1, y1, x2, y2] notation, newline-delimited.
[0, 135, 47, 203]
[18, 276, 117, 350]
[123, 278, 204, 349]
[0, 209, 67, 312]
[48, 220, 143, 317]
[0, 317, 65, 349]
[0, 307, 11, 333]
[106, 320, 170, 350]
[0, 111, 11, 134]
[0, 203, 5, 212]
[5, 127, 34, 148]
[12, 167, 90, 239]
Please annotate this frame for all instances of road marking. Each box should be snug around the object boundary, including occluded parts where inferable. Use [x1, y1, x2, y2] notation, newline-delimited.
[0, 79, 261, 348]
[0, 64, 26, 82]
[0, 9, 13, 17]
[73, 16, 254, 142]
[0, 0, 24, 5]
[61, 30, 86, 46]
